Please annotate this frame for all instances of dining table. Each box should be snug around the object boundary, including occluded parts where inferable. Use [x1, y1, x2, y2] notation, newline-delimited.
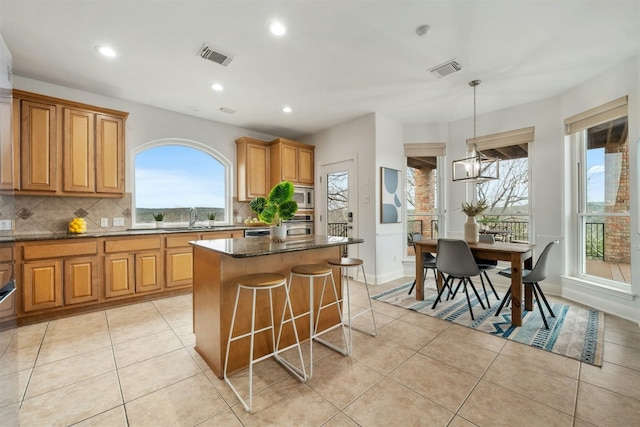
[414, 239, 536, 327]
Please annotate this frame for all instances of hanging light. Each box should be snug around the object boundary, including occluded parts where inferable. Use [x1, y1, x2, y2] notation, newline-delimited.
[452, 80, 499, 182]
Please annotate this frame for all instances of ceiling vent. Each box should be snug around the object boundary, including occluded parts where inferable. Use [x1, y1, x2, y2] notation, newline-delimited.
[219, 107, 237, 114]
[428, 59, 462, 78]
[198, 43, 235, 67]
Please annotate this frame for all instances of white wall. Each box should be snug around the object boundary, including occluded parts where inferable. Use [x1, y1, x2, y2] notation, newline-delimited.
[374, 113, 405, 283]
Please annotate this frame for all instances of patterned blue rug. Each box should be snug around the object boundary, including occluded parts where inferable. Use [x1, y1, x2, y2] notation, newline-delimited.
[372, 282, 604, 366]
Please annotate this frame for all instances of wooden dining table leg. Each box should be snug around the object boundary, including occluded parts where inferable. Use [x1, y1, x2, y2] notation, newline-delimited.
[510, 253, 523, 326]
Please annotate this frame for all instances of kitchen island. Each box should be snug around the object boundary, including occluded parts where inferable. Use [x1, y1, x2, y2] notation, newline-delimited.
[191, 235, 363, 378]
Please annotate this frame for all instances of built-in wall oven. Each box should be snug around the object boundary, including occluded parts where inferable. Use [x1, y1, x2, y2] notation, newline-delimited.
[285, 213, 314, 237]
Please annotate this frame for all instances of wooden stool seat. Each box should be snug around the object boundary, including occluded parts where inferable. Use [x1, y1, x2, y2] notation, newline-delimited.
[237, 272, 288, 288]
[290, 264, 332, 276]
[328, 257, 363, 268]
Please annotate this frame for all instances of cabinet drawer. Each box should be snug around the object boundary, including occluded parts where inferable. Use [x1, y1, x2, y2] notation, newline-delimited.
[165, 233, 199, 248]
[22, 241, 98, 260]
[104, 237, 161, 253]
[0, 246, 13, 262]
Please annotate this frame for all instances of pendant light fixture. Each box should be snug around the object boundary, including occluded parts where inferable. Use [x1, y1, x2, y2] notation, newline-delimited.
[452, 80, 499, 182]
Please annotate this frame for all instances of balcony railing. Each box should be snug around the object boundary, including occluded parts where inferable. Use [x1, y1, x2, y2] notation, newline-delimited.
[585, 222, 604, 260]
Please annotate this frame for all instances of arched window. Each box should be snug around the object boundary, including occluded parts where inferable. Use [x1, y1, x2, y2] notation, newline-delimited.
[132, 139, 231, 227]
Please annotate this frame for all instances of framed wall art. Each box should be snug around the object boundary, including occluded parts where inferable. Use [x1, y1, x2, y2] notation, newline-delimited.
[380, 167, 402, 223]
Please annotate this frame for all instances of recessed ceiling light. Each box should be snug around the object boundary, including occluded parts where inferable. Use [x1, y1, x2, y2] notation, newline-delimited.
[270, 21, 286, 36]
[210, 83, 224, 91]
[282, 106, 292, 113]
[96, 45, 116, 57]
[416, 25, 431, 37]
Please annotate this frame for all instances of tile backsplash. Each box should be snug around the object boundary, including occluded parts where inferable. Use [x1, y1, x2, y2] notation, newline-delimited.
[0, 193, 257, 236]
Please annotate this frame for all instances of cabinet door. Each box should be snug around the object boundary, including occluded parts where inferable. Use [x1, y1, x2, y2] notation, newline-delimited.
[135, 251, 162, 293]
[64, 256, 98, 305]
[246, 142, 270, 199]
[104, 253, 135, 298]
[23, 259, 63, 312]
[63, 108, 95, 193]
[165, 248, 193, 288]
[279, 144, 299, 183]
[95, 114, 124, 195]
[298, 146, 314, 185]
[0, 98, 20, 190]
[21, 100, 57, 192]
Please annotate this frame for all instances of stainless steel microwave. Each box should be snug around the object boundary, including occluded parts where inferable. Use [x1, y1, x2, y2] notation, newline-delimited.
[293, 186, 314, 209]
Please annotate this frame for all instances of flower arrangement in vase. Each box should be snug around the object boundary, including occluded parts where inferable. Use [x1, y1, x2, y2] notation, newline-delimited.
[461, 200, 487, 243]
[250, 181, 298, 241]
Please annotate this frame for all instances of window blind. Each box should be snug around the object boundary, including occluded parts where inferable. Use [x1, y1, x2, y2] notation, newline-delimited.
[466, 126, 535, 151]
[564, 95, 628, 135]
[403, 143, 446, 157]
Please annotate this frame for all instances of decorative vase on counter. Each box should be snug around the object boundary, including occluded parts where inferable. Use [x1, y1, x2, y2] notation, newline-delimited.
[464, 215, 479, 244]
[270, 224, 287, 242]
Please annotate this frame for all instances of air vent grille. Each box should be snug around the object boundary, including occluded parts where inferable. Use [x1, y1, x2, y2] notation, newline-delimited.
[198, 43, 234, 67]
[428, 59, 462, 78]
[219, 107, 237, 115]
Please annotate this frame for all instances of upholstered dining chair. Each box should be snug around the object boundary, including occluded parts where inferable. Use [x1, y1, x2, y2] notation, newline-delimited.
[475, 234, 500, 307]
[407, 233, 438, 295]
[494, 240, 559, 329]
[433, 239, 486, 320]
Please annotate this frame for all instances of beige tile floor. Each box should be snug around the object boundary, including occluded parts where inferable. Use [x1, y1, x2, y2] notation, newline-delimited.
[0, 275, 639, 426]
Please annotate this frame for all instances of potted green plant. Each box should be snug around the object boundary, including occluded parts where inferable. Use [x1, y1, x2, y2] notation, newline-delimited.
[461, 200, 487, 243]
[207, 212, 216, 227]
[152, 212, 165, 228]
[250, 181, 298, 241]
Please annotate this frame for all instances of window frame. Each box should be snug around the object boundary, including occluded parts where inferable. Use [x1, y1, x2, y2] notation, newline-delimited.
[130, 138, 233, 228]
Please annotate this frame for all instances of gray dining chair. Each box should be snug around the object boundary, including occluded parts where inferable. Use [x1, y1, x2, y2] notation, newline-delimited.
[495, 240, 559, 329]
[475, 234, 500, 307]
[433, 239, 486, 320]
[408, 233, 438, 295]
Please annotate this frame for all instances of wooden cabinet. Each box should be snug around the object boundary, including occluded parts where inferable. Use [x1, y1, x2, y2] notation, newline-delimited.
[103, 236, 162, 298]
[20, 240, 99, 312]
[269, 138, 314, 187]
[0, 245, 16, 320]
[64, 256, 98, 305]
[165, 230, 244, 288]
[3, 90, 128, 197]
[20, 98, 57, 192]
[235, 137, 270, 201]
[0, 92, 19, 190]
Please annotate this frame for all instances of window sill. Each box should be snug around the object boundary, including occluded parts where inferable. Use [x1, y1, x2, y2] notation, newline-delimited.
[561, 275, 635, 301]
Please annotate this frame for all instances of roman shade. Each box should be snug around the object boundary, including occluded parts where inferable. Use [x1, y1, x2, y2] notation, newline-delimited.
[466, 126, 535, 151]
[564, 95, 628, 135]
[403, 143, 446, 157]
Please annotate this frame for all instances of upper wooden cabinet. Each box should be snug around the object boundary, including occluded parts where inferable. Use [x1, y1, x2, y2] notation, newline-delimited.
[235, 136, 314, 201]
[235, 137, 271, 201]
[269, 138, 314, 187]
[0, 91, 20, 190]
[3, 90, 128, 197]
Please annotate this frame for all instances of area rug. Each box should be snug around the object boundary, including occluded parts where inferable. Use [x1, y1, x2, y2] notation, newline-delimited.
[372, 282, 604, 366]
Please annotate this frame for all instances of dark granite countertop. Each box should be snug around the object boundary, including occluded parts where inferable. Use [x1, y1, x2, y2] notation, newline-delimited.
[0, 225, 252, 243]
[190, 235, 363, 258]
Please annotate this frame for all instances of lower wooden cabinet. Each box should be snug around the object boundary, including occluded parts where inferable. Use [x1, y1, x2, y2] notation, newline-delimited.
[64, 256, 98, 305]
[22, 259, 63, 312]
[15, 231, 244, 320]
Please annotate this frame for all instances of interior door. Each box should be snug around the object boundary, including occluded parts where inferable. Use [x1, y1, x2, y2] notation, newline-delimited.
[319, 156, 357, 257]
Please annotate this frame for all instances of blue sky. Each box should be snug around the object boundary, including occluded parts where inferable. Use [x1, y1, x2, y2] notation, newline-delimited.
[586, 148, 605, 204]
[135, 146, 225, 209]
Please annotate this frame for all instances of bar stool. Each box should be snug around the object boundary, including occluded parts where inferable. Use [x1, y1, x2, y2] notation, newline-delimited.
[327, 257, 378, 354]
[280, 264, 349, 379]
[223, 272, 306, 413]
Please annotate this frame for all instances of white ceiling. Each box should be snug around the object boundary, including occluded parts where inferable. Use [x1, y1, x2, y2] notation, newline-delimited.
[1, 1, 638, 139]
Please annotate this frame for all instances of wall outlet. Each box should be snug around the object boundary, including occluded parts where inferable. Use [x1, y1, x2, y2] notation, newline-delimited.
[100, 218, 109, 227]
[0, 220, 12, 230]
[113, 217, 125, 227]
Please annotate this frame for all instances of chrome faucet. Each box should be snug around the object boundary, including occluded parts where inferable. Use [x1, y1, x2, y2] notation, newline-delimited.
[189, 207, 197, 229]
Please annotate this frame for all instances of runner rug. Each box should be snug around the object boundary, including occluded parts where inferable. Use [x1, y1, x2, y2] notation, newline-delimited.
[372, 281, 604, 366]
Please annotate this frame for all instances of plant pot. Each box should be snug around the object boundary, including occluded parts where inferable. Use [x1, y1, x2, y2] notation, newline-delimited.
[464, 215, 479, 244]
[208, 220, 216, 227]
[154, 220, 164, 228]
[270, 224, 287, 242]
